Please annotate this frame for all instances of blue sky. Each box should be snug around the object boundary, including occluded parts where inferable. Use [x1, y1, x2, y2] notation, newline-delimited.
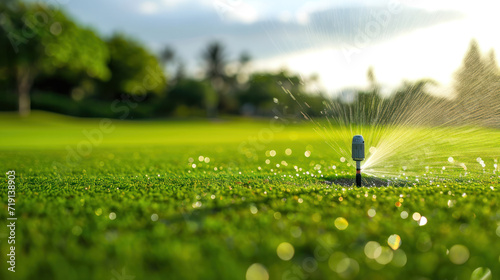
[38, 0, 500, 95]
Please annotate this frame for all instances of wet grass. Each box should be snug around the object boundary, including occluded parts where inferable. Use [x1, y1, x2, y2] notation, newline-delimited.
[0, 111, 499, 280]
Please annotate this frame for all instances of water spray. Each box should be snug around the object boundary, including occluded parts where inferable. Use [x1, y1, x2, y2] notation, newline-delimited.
[352, 135, 365, 187]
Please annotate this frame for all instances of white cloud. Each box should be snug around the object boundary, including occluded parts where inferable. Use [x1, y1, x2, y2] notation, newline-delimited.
[221, 2, 260, 24]
[139, 1, 160, 14]
[251, 16, 477, 96]
[139, 0, 213, 15]
[278, 11, 293, 23]
[161, 0, 185, 7]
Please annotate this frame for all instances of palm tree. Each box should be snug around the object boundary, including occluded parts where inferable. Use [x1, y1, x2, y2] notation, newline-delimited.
[202, 41, 228, 117]
[160, 46, 185, 86]
[203, 41, 227, 81]
[160, 46, 176, 68]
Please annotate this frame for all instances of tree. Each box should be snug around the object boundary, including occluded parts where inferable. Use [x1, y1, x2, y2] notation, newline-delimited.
[160, 46, 175, 67]
[202, 41, 228, 117]
[483, 49, 500, 126]
[0, 2, 110, 115]
[239, 70, 306, 116]
[100, 34, 167, 100]
[159, 46, 184, 86]
[161, 79, 216, 117]
[454, 39, 488, 124]
[390, 79, 445, 125]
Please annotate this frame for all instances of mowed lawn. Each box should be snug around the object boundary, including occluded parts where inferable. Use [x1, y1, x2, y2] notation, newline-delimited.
[0, 111, 499, 280]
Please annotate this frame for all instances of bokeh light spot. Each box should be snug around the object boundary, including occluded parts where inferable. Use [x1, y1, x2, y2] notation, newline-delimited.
[392, 249, 407, 267]
[246, 263, 269, 280]
[449, 244, 470, 264]
[277, 242, 295, 261]
[470, 267, 492, 280]
[335, 217, 349, 230]
[151, 213, 159, 221]
[400, 211, 408, 219]
[375, 246, 394, 265]
[388, 234, 402, 250]
[364, 241, 382, 259]
[367, 208, 376, 218]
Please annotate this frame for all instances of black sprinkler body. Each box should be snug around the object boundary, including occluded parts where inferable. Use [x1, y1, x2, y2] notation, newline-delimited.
[352, 135, 365, 187]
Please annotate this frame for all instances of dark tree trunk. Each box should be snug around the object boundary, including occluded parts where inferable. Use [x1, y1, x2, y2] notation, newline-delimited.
[17, 67, 35, 116]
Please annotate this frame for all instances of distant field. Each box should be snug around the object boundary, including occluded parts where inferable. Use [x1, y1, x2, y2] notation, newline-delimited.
[0, 111, 499, 280]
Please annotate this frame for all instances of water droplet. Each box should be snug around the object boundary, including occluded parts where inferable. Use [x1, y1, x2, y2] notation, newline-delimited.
[419, 216, 428, 226]
[246, 263, 269, 280]
[367, 208, 376, 218]
[375, 246, 394, 265]
[449, 244, 470, 264]
[277, 242, 295, 261]
[95, 208, 102, 216]
[364, 241, 382, 259]
[335, 217, 348, 230]
[151, 213, 158, 221]
[471, 267, 492, 280]
[412, 212, 421, 221]
[250, 205, 258, 214]
[329, 252, 359, 278]
[109, 212, 116, 220]
[392, 249, 407, 267]
[388, 234, 402, 250]
[192, 201, 202, 208]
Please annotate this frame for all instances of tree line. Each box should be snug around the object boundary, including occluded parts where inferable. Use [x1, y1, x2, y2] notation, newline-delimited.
[1, 1, 499, 127]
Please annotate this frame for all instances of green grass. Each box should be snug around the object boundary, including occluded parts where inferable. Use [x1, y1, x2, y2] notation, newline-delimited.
[0, 111, 499, 280]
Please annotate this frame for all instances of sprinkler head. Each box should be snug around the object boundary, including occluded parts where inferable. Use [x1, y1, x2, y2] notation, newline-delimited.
[352, 135, 365, 161]
[352, 135, 365, 187]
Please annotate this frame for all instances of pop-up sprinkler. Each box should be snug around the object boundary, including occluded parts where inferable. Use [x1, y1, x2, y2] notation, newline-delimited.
[352, 135, 365, 187]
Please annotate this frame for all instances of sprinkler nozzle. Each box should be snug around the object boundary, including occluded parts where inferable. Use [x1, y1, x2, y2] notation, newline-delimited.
[352, 135, 365, 187]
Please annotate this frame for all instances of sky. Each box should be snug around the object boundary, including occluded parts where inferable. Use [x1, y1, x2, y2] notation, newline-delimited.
[38, 0, 500, 96]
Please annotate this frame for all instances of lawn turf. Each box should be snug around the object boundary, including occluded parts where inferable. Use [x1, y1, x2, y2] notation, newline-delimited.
[0, 111, 499, 280]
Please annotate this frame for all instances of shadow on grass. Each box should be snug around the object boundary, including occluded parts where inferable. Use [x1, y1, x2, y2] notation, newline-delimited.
[322, 175, 409, 187]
